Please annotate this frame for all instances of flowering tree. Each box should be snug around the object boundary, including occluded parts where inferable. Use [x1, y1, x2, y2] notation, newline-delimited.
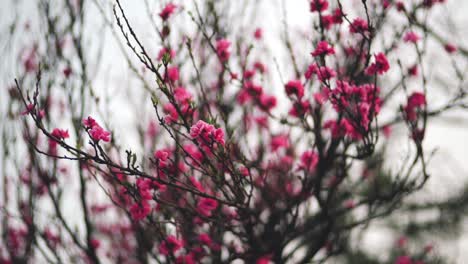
[1, 0, 468, 263]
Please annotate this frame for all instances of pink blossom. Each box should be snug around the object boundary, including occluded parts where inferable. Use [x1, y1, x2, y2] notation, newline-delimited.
[90, 238, 100, 249]
[305, 64, 318, 79]
[320, 14, 334, 29]
[89, 125, 111, 142]
[51, 128, 69, 140]
[259, 94, 277, 112]
[44, 228, 60, 248]
[310, 0, 328, 12]
[63, 67, 72, 78]
[163, 103, 179, 123]
[408, 64, 418, 76]
[289, 100, 310, 117]
[254, 61, 267, 73]
[316, 66, 336, 81]
[313, 91, 327, 105]
[83, 116, 98, 128]
[299, 150, 319, 171]
[343, 199, 355, 209]
[349, 18, 369, 34]
[197, 197, 218, 217]
[159, 235, 184, 256]
[270, 134, 289, 152]
[158, 47, 176, 61]
[256, 255, 271, 264]
[190, 120, 225, 147]
[159, 3, 177, 21]
[394, 255, 412, 264]
[404, 92, 426, 121]
[382, 125, 392, 138]
[403, 31, 421, 43]
[311, 41, 335, 57]
[254, 28, 263, 39]
[444, 43, 457, 54]
[216, 39, 231, 62]
[21, 103, 35, 116]
[198, 233, 212, 246]
[174, 87, 192, 103]
[285, 80, 305, 99]
[332, 8, 344, 24]
[166, 66, 180, 83]
[365, 53, 390, 75]
[176, 254, 196, 264]
[130, 201, 151, 221]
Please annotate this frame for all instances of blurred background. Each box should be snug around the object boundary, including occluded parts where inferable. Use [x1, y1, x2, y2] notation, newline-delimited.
[1, 0, 468, 262]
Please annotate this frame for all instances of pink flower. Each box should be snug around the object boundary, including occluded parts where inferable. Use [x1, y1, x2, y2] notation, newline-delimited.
[183, 144, 203, 163]
[256, 255, 272, 264]
[349, 18, 369, 34]
[89, 125, 111, 142]
[403, 31, 421, 43]
[343, 199, 355, 209]
[289, 100, 310, 117]
[299, 150, 319, 171]
[147, 121, 159, 138]
[310, 0, 328, 12]
[395, 255, 412, 264]
[311, 41, 335, 57]
[259, 94, 277, 112]
[174, 87, 192, 103]
[254, 28, 263, 39]
[382, 125, 392, 138]
[159, 3, 177, 21]
[270, 134, 289, 152]
[320, 14, 334, 29]
[408, 92, 426, 108]
[313, 91, 327, 105]
[83, 116, 111, 142]
[332, 8, 344, 24]
[444, 43, 457, 54]
[63, 67, 72, 78]
[44, 228, 60, 248]
[189, 177, 205, 192]
[216, 39, 231, 62]
[316, 66, 336, 81]
[90, 238, 100, 249]
[305, 64, 318, 79]
[285, 80, 304, 99]
[166, 66, 179, 83]
[254, 61, 267, 73]
[365, 53, 390, 75]
[158, 47, 176, 61]
[51, 128, 69, 140]
[23, 47, 38, 73]
[163, 103, 179, 123]
[408, 64, 418, 76]
[176, 254, 196, 264]
[198, 233, 212, 246]
[83, 116, 98, 128]
[190, 120, 225, 147]
[197, 197, 218, 217]
[130, 201, 151, 221]
[404, 92, 426, 121]
[190, 120, 213, 139]
[154, 149, 170, 167]
[159, 235, 184, 256]
[21, 103, 35, 116]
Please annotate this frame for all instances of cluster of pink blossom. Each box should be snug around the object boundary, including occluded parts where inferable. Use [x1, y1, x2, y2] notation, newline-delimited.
[83, 116, 111, 142]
